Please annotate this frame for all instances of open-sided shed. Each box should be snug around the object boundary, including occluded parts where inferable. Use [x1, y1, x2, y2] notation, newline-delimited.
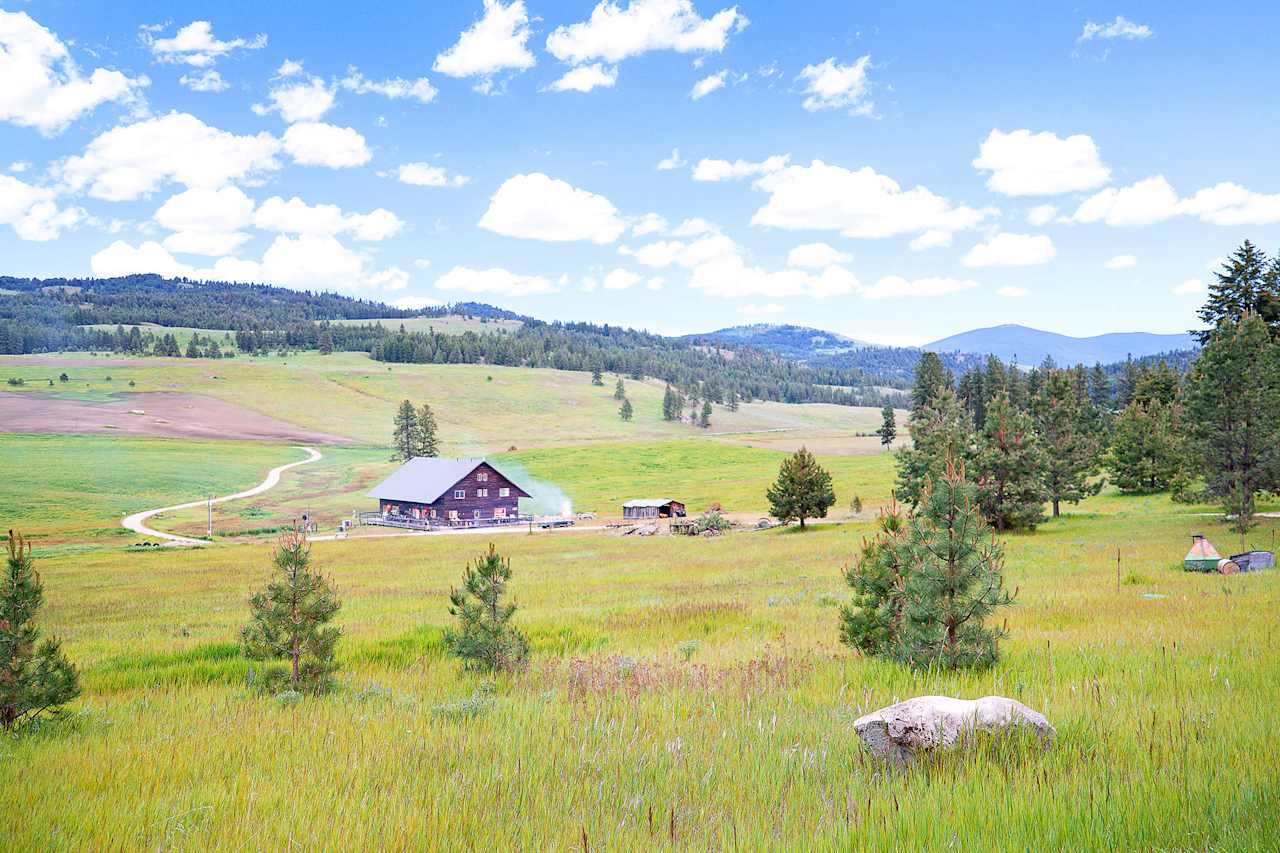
[622, 498, 687, 519]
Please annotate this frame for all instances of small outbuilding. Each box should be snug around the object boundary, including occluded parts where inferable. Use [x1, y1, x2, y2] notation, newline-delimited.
[622, 498, 686, 520]
[1184, 534, 1221, 572]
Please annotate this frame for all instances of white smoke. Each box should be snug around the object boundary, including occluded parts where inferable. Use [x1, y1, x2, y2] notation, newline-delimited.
[488, 458, 574, 517]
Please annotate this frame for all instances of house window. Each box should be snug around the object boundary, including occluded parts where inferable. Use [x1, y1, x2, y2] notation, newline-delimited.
[448, 510, 459, 520]
[477, 472, 489, 482]
[430, 509, 437, 519]
[454, 489, 465, 499]
[495, 507, 506, 518]
[473, 510, 482, 519]
[499, 487, 510, 497]
[476, 488, 488, 497]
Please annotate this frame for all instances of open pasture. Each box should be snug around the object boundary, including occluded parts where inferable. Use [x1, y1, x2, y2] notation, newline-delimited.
[1, 509, 1277, 849]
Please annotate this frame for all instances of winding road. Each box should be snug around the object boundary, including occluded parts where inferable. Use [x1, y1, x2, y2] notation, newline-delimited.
[122, 446, 323, 546]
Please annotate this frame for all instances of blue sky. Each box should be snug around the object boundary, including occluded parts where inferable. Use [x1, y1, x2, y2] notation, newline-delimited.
[2, 1, 1278, 344]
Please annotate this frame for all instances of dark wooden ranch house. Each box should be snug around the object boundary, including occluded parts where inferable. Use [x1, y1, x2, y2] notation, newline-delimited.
[367, 458, 530, 525]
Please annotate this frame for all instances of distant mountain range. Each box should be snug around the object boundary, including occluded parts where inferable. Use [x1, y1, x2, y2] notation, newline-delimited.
[682, 324, 874, 361]
[924, 324, 1198, 366]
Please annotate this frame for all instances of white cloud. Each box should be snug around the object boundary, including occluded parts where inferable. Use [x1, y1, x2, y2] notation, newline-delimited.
[787, 242, 851, 268]
[162, 230, 250, 256]
[339, 69, 437, 104]
[962, 233, 1056, 268]
[861, 276, 978, 300]
[1072, 175, 1179, 226]
[1079, 16, 1153, 42]
[282, 122, 372, 168]
[646, 276, 665, 290]
[632, 212, 668, 236]
[9, 162, 30, 173]
[180, 70, 228, 92]
[740, 303, 784, 314]
[690, 70, 726, 100]
[692, 154, 788, 182]
[797, 56, 873, 115]
[433, 0, 536, 92]
[973, 129, 1110, 196]
[392, 162, 470, 187]
[345, 209, 405, 241]
[435, 265, 558, 295]
[251, 195, 403, 241]
[275, 59, 304, 78]
[751, 160, 989, 240]
[91, 240, 194, 278]
[0, 10, 147, 136]
[546, 0, 747, 66]
[1027, 204, 1058, 226]
[602, 268, 643, 290]
[479, 173, 626, 243]
[143, 20, 266, 67]
[364, 266, 410, 291]
[392, 295, 443, 310]
[413, 258, 432, 269]
[0, 174, 81, 241]
[1104, 254, 1137, 270]
[59, 112, 280, 201]
[996, 285, 1027, 298]
[253, 77, 335, 123]
[1172, 279, 1205, 295]
[656, 148, 685, 171]
[545, 63, 618, 92]
[154, 186, 254, 234]
[671, 217, 718, 237]
[908, 229, 953, 251]
[1179, 182, 1280, 226]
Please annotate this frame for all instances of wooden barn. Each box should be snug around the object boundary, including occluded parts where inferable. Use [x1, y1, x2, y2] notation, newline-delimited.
[365, 458, 531, 528]
[622, 498, 686, 519]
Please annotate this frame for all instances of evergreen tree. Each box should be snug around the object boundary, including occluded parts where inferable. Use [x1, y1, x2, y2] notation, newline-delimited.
[726, 388, 740, 412]
[911, 351, 951, 412]
[241, 527, 341, 693]
[317, 324, 334, 355]
[443, 543, 529, 673]
[619, 397, 633, 421]
[895, 387, 973, 507]
[1184, 314, 1280, 531]
[413, 403, 440, 458]
[875, 404, 897, 449]
[591, 367, 604, 386]
[0, 531, 80, 731]
[1035, 371, 1104, 517]
[391, 399, 419, 461]
[1088, 364, 1112, 409]
[614, 378, 626, 400]
[972, 391, 1049, 531]
[661, 385, 679, 421]
[1107, 397, 1183, 492]
[699, 401, 712, 429]
[839, 502, 909, 659]
[1196, 241, 1279, 342]
[766, 447, 836, 529]
[185, 337, 200, 358]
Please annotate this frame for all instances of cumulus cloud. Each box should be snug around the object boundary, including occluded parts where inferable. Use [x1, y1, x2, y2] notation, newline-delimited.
[392, 295, 444, 310]
[657, 148, 685, 170]
[908, 230, 953, 251]
[632, 212, 668, 235]
[1078, 16, 1153, 42]
[690, 70, 726, 99]
[546, 0, 747, 66]
[1072, 175, 1180, 226]
[142, 20, 266, 67]
[433, 0, 536, 93]
[339, 68, 437, 103]
[973, 129, 1110, 196]
[600, 268, 642, 290]
[282, 122, 372, 168]
[180, 70, 228, 92]
[861, 276, 978, 300]
[1179, 183, 1280, 226]
[787, 242, 851, 268]
[479, 173, 626, 243]
[797, 56, 873, 115]
[692, 154, 788, 182]
[0, 174, 81, 241]
[545, 63, 618, 92]
[153, 186, 254, 256]
[961, 233, 1056, 268]
[435, 264, 559, 295]
[253, 76, 335, 123]
[751, 160, 989, 241]
[1027, 204, 1058, 226]
[59, 112, 280, 201]
[1104, 254, 1137, 270]
[1, 10, 147, 136]
[252, 195, 403, 240]
[391, 162, 470, 187]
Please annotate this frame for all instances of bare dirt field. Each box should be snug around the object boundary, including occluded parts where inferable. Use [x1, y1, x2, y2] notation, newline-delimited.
[0, 392, 354, 444]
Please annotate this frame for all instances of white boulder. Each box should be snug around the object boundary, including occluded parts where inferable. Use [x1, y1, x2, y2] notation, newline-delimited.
[853, 695, 1055, 767]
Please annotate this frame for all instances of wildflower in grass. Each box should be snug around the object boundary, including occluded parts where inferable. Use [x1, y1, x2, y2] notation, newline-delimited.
[444, 543, 529, 673]
[241, 526, 342, 693]
[1, 530, 80, 731]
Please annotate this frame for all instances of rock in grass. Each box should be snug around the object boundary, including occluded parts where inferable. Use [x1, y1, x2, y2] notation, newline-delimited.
[853, 695, 1054, 767]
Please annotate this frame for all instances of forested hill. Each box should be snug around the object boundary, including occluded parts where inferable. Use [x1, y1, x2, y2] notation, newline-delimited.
[925, 324, 1197, 365]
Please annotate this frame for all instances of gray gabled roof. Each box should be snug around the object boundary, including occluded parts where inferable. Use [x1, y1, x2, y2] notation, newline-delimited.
[622, 498, 682, 508]
[367, 458, 495, 504]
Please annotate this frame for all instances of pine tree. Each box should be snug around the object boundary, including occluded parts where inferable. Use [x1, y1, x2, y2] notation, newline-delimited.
[241, 527, 341, 693]
[443, 543, 529, 673]
[911, 352, 951, 412]
[726, 389, 739, 412]
[614, 378, 626, 400]
[699, 401, 712, 429]
[1107, 397, 1183, 492]
[391, 400, 419, 461]
[662, 385, 679, 421]
[0, 531, 80, 731]
[839, 502, 910, 659]
[1184, 313, 1280, 531]
[766, 447, 835, 529]
[619, 397, 633, 421]
[972, 391, 1049, 531]
[1035, 371, 1103, 517]
[413, 403, 440, 458]
[876, 404, 897, 449]
[1089, 364, 1112, 410]
[317, 324, 334, 355]
[185, 337, 200, 358]
[591, 367, 604, 386]
[895, 387, 972, 507]
[1196, 241, 1279, 342]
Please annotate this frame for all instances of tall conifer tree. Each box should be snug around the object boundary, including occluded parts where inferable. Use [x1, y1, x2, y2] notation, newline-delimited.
[973, 391, 1049, 531]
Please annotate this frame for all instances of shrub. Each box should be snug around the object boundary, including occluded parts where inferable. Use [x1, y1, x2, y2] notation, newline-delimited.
[443, 544, 529, 673]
